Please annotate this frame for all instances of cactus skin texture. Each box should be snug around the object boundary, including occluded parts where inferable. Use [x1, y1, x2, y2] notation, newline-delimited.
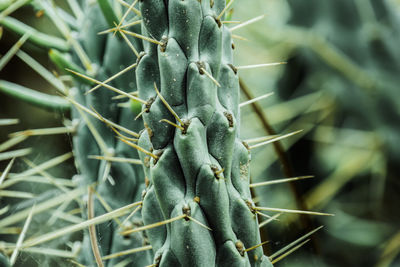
[69, 2, 152, 266]
[0, 1, 274, 266]
[134, 1, 272, 266]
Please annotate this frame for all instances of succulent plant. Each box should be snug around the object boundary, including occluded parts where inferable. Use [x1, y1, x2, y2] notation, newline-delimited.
[132, 0, 272, 266]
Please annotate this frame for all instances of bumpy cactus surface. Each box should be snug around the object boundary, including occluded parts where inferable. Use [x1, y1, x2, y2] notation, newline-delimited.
[134, 1, 271, 266]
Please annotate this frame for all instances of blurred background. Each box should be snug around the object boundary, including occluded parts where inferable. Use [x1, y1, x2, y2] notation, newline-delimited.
[1, 0, 400, 266]
[234, 1, 400, 266]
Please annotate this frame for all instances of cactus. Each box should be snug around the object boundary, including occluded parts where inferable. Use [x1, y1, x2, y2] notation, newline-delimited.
[1, 0, 152, 266]
[67, 2, 152, 266]
[131, 0, 272, 266]
[0, 1, 333, 266]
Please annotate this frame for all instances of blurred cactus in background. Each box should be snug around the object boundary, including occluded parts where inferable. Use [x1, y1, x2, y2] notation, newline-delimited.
[234, 0, 400, 266]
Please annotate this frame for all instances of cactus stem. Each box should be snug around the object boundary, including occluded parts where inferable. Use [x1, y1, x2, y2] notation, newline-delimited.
[216, 0, 235, 20]
[88, 155, 142, 165]
[9, 204, 35, 265]
[244, 240, 269, 253]
[270, 239, 310, 264]
[102, 245, 153, 261]
[229, 14, 266, 32]
[67, 97, 140, 137]
[255, 206, 334, 216]
[121, 214, 186, 236]
[118, 137, 158, 160]
[87, 187, 105, 267]
[153, 83, 184, 127]
[239, 92, 274, 108]
[236, 62, 287, 70]
[9, 126, 76, 138]
[0, 158, 15, 186]
[249, 130, 303, 150]
[87, 62, 138, 94]
[250, 175, 314, 188]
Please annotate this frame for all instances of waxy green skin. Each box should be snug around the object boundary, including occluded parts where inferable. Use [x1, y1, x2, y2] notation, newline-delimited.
[136, 0, 272, 266]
